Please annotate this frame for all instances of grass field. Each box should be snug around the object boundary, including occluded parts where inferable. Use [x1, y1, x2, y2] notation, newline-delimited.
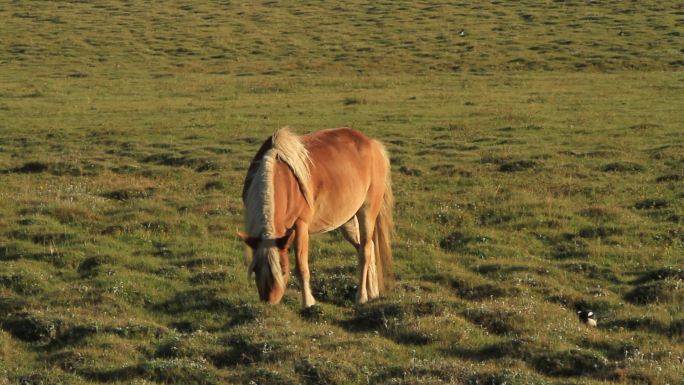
[1, 1, 683, 384]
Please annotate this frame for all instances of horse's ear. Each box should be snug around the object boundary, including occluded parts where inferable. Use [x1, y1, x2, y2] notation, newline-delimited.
[276, 229, 295, 250]
[238, 231, 259, 249]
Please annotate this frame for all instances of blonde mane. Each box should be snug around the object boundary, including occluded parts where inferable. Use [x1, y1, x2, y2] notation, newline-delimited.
[245, 154, 276, 237]
[271, 127, 312, 205]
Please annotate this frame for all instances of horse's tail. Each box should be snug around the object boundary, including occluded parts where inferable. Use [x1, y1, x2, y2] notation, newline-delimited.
[373, 141, 394, 294]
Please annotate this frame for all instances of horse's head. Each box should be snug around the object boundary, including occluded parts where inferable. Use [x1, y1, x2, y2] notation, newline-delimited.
[239, 229, 295, 304]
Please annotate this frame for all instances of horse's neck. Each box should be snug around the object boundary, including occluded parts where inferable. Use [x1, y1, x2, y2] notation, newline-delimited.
[271, 160, 310, 234]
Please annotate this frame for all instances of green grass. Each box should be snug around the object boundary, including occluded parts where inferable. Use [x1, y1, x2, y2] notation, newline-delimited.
[1, 1, 683, 384]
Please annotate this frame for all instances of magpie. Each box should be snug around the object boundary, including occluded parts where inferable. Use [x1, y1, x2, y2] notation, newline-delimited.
[577, 310, 597, 327]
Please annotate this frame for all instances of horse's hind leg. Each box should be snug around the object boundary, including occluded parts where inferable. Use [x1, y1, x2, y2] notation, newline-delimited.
[341, 217, 366, 303]
[341, 216, 379, 301]
[355, 206, 381, 304]
[340, 216, 360, 248]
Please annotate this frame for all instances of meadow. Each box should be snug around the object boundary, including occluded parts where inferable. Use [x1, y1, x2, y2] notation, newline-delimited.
[1, 1, 683, 384]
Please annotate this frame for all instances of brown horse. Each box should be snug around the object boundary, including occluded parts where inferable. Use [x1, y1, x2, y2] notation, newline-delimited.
[239, 127, 393, 307]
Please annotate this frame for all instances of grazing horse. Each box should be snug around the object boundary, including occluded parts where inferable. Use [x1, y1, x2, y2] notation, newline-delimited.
[239, 127, 393, 307]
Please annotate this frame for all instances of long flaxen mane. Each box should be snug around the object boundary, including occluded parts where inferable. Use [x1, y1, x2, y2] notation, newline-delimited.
[242, 128, 312, 289]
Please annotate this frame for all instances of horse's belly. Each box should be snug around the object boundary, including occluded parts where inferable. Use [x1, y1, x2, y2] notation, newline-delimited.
[308, 188, 366, 234]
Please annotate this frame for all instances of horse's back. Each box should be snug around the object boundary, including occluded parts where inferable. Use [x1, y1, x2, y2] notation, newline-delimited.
[303, 128, 377, 185]
[303, 127, 372, 153]
[302, 128, 388, 233]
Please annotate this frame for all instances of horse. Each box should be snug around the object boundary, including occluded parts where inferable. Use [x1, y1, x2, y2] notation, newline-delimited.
[238, 127, 393, 307]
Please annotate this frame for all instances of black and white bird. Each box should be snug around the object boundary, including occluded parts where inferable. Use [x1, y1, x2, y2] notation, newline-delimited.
[577, 310, 597, 327]
[459, 30, 466, 37]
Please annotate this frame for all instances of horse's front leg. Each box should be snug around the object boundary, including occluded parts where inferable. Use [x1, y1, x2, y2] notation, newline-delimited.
[295, 221, 316, 307]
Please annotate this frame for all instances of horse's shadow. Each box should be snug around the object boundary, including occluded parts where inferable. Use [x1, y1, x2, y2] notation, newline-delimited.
[310, 265, 358, 307]
[338, 300, 436, 346]
[153, 287, 262, 330]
